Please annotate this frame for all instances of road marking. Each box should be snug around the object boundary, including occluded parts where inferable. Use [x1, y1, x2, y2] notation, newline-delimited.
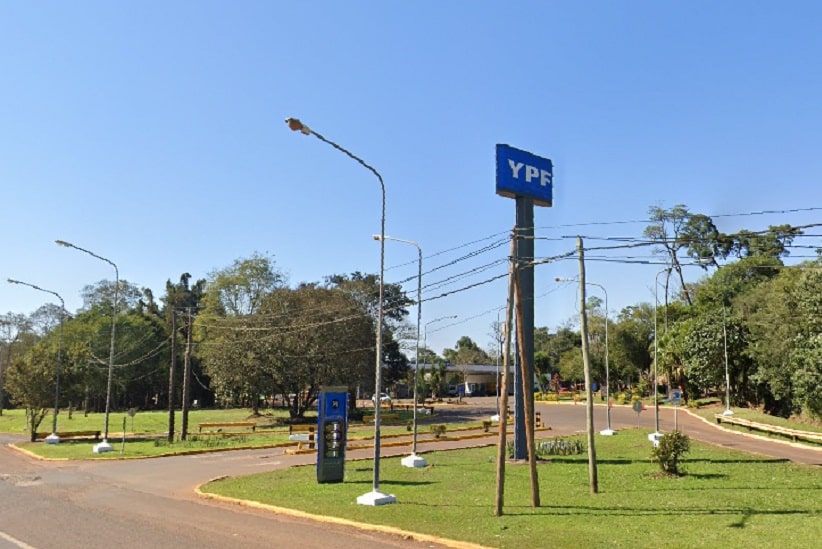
[0, 530, 37, 549]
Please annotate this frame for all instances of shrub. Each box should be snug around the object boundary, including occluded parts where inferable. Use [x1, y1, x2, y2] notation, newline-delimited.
[430, 424, 447, 438]
[482, 420, 492, 432]
[536, 438, 584, 457]
[651, 430, 691, 476]
[506, 438, 584, 459]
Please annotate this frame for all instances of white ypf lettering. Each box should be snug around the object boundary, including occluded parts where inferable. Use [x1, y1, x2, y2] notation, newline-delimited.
[508, 160, 524, 179]
[525, 165, 539, 182]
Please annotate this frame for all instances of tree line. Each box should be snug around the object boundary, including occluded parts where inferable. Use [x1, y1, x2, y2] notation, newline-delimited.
[1, 206, 819, 441]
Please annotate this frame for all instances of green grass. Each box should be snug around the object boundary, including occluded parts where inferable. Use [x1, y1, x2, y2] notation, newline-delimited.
[201, 429, 821, 549]
[1, 407, 472, 459]
[687, 404, 822, 433]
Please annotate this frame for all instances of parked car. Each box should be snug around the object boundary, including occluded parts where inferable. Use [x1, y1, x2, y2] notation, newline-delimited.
[372, 392, 392, 403]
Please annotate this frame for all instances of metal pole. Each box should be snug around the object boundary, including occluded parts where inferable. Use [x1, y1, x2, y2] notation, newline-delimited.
[56, 240, 118, 453]
[652, 267, 669, 439]
[554, 277, 613, 434]
[722, 304, 733, 416]
[285, 118, 392, 505]
[7, 279, 65, 443]
[376, 235, 427, 467]
[585, 282, 611, 435]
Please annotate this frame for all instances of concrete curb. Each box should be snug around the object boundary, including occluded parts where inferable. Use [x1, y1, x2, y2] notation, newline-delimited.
[195, 479, 490, 549]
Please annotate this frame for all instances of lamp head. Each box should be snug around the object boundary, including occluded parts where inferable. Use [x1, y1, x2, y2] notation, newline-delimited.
[372, 234, 381, 241]
[7, 278, 20, 285]
[285, 117, 311, 135]
[55, 240, 71, 248]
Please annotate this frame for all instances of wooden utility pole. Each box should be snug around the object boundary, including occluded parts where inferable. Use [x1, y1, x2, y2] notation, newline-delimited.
[577, 236, 599, 494]
[167, 310, 176, 443]
[180, 308, 193, 440]
[515, 257, 540, 507]
[494, 235, 517, 516]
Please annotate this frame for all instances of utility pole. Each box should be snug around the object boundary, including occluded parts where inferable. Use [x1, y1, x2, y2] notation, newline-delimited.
[577, 236, 598, 494]
[494, 234, 516, 516]
[180, 308, 193, 440]
[167, 309, 176, 443]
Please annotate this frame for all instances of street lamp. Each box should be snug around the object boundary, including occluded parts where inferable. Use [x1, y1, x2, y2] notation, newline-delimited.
[56, 240, 118, 454]
[650, 267, 670, 443]
[722, 304, 733, 417]
[373, 234, 427, 469]
[555, 277, 614, 435]
[7, 279, 65, 444]
[285, 118, 393, 506]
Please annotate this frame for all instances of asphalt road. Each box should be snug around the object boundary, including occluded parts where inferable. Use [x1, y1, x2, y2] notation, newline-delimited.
[0, 399, 818, 549]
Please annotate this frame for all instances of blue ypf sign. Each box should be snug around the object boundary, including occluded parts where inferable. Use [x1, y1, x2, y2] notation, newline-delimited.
[495, 144, 553, 207]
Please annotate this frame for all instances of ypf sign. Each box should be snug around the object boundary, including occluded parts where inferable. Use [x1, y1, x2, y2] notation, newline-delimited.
[495, 144, 553, 207]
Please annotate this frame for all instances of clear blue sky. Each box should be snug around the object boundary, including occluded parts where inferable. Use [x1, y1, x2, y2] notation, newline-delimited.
[3, 1, 821, 357]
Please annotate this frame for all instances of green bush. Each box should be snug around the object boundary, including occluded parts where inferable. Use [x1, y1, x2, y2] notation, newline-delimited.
[430, 424, 447, 438]
[536, 438, 584, 457]
[506, 438, 584, 459]
[651, 430, 691, 476]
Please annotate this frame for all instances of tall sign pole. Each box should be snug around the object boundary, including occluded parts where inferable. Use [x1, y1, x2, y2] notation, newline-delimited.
[495, 144, 553, 462]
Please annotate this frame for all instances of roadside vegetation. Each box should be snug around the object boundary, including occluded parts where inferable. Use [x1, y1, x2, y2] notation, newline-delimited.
[201, 429, 821, 549]
[1, 206, 820, 444]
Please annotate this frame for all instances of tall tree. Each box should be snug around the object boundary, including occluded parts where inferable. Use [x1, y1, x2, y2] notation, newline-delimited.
[197, 254, 286, 413]
[644, 204, 697, 305]
[0, 313, 34, 415]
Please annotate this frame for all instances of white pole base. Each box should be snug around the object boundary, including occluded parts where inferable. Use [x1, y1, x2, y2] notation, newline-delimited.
[648, 432, 664, 447]
[44, 433, 60, 444]
[599, 428, 617, 436]
[401, 454, 427, 468]
[92, 440, 114, 454]
[722, 409, 734, 416]
[357, 490, 397, 506]
[490, 414, 500, 422]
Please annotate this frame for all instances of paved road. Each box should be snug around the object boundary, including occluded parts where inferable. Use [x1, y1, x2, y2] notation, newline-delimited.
[0, 400, 818, 549]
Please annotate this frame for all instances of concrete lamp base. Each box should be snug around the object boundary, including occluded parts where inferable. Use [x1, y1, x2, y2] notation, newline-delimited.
[721, 409, 734, 416]
[599, 428, 617, 436]
[356, 490, 397, 506]
[44, 433, 60, 445]
[490, 414, 500, 422]
[401, 454, 427, 468]
[92, 440, 114, 454]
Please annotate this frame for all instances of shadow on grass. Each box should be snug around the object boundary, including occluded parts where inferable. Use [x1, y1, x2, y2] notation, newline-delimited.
[498, 504, 817, 519]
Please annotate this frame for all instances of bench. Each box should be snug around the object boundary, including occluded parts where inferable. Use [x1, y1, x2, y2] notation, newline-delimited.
[363, 413, 400, 424]
[287, 424, 316, 452]
[197, 421, 257, 434]
[715, 415, 822, 444]
[396, 404, 434, 415]
[34, 430, 101, 441]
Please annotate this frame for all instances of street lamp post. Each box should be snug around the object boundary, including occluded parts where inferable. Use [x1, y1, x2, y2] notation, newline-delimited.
[373, 234, 428, 469]
[56, 240, 118, 453]
[555, 278, 614, 435]
[722, 304, 733, 416]
[7, 279, 65, 444]
[285, 118, 394, 506]
[650, 267, 670, 443]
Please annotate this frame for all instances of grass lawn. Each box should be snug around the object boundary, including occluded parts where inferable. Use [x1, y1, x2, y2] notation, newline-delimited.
[201, 429, 821, 549]
[2, 407, 476, 459]
[687, 404, 822, 433]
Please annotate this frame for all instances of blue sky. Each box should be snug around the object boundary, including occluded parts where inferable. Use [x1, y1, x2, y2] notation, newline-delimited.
[3, 1, 821, 357]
